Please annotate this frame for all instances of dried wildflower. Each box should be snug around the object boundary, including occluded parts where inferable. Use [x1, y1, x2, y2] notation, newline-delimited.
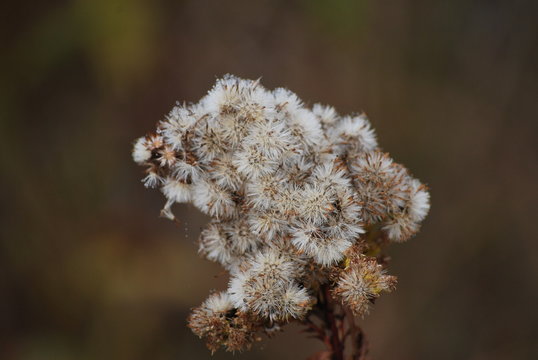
[132, 137, 151, 164]
[188, 292, 258, 353]
[291, 223, 353, 266]
[161, 178, 192, 203]
[332, 252, 397, 317]
[132, 75, 430, 357]
[229, 248, 313, 322]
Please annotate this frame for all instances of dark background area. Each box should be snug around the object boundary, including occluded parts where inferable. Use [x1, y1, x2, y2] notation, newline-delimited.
[1, 1, 537, 359]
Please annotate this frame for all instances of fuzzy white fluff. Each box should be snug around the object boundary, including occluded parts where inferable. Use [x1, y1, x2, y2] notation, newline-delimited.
[132, 137, 151, 164]
[161, 178, 192, 203]
[291, 223, 352, 266]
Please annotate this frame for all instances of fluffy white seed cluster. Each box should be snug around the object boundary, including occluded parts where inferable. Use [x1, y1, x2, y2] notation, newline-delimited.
[132, 75, 430, 352]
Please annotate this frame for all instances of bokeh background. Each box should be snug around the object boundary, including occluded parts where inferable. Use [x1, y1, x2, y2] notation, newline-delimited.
[2, 1, 537, 359]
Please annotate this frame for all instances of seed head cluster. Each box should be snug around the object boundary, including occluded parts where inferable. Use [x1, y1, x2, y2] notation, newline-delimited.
[132, 75, 430, 353]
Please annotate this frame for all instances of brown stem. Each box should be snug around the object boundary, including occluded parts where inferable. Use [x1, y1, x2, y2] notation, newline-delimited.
[344, 307, 368, 360]
[304, 316, 331, 348]
[305, 284, 368, 360]
[323, 285, 344, 360]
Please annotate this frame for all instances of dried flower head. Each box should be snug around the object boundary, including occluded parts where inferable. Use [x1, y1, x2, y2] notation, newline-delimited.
[188, 292, 259, 353]
[132, 75, 430, 354]
[228, 248, 313, 322]
[332, 251, 397, 317]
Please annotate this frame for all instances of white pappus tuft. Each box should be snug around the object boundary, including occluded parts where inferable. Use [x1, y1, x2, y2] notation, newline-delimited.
[132, 137, 151, 164]
[291, 223, 353, 266]
[162, 177, 192, 203]
[228, 248, 312, 322]
[192, 180, 238, 219]
[330, 114, 378, 154]
[312, 103, 338, 126]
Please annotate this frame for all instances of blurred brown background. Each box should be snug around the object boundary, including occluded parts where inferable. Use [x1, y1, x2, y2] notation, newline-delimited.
[1, 0, 537, 359]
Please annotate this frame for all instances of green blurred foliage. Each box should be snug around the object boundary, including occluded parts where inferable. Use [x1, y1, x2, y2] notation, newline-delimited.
[303, 0, 370, 35]
[3, 0, 157, 95]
